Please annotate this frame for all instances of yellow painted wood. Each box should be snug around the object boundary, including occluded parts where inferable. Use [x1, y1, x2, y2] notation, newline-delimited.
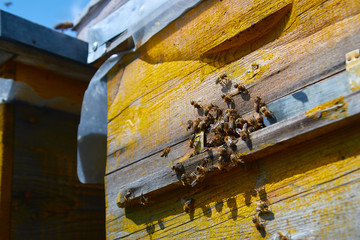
[107, 0, 360, 173]
[0, 103, 13, 240]
[106, 0, 360, 238]
[106, 120, 360, 239]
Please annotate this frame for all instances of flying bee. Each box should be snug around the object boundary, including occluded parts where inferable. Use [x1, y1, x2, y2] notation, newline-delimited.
[54, 21, 74, 31]
[183, 198, 195, 213]
[190, 100, 202, 109]
[216, 73, 230, 87]
[221, 94, 234, 104]
[254, 96, 265, 113]
[172, 162, 185, 176]
[140, 194, 150, 206]
[124, 189, 134, 202]
[224, 136, 237, 151]
[161, 147, 171, 157]
[234, 83, 248, 94]
[260, 106, 273, 118]
[187, 120, 194, 131]
[252, 214, 264, 231]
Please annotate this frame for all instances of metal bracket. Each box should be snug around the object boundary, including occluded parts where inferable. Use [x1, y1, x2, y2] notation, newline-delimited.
[346, 49, 360, 91]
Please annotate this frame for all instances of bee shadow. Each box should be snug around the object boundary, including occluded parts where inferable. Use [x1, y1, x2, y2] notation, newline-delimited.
[215, 200, 224, 212]
[201, 204, 212, 218]
[226, 197, 238, 220]
[240, 92, 251, 101]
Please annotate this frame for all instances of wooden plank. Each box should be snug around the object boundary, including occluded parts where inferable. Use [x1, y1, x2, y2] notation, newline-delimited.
[10, 102, 105, 239]
[105, 109, 360, 239]
[107, 9, 360, 174]
[0, 103, 13, 240]
[111, 88, 360, 208]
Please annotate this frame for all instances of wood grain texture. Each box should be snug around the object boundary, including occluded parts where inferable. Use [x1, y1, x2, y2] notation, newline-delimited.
[112, 89, 358, 209]
[10, 102, 105, 240]
[107, 5, 360, 175]
[106, 111, 360, 239]
[0, 103, 13, 240]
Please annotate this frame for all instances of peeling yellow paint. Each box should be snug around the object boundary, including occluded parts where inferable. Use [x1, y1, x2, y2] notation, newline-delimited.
[305, 97, 348, 119]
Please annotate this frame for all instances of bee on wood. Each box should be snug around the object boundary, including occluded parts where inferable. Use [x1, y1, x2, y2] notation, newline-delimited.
[249, 117, 262, 131]
[252, 214, 264, 231]
[161, 147, 171, 157]
[237, 122, 249, 141]
[221, 94, 234, 104]
[204, 104, 217, 116]
[183, 198, 195, 213]
[189, 134, 195, 148]
[214, 108, 223, 120]
[254, 112, 264, 125]
[204, 113, 215, 126]
[216, 73, 230, 87]
[206, 135, 224, 147]
[180, 173, 192, 186]
[139, 194, 150, 206]
[228, 115, 236, 130]
[235, 117, 247, 128]
[190, 100, 202, 109]
[224, 136, 237, 151]
[190, 160, 208, 187]
[187, 120, 194, 131]
[234, 83, 248, 94]
[255, 200, 270, 214]
[260, 106, 273, 118]
[197, 120, 207, 131]
[254, 96, 265, 113]
[124, 189, 134, 202]
[230, 153, 244, 164]
[217, 147, 230, 171]
[54, 22, 74, 31]
[171, 162, 185, 176]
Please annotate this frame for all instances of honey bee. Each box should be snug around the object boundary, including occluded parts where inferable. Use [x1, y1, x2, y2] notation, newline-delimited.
[161, 147, 171, 157]
[190, 100, 202, 109]
[204, 113, 215, 126]
[172, 162, 185, 176]
[190, 161, 208, 186]
[189, 134, 195, 148]
[254, 112, 264, 124]
[206, 135, 224, 147]
[197, 120, 207, 131]
[183, 198, 195, 213]
[228, 115, 236, 130]
[214, 108, 223, 120]
[54, 22, 74, 31]
[204, 104, 217, 116]
[139, 194, 150, 206]
[254, 96, 265, 113]
[230, 153, 244, 164]
[260, 106, 273, 118]
[224, 136, 237, 151]
[124, 189, 134, 202]
[221, 94, 234, 104]
[216, 73, 230, 87]
[235, 118, 247, 128]
[217, 147, 230, 171]
[187, 120, 194, 131]
[180, 173, 192, 186]
[255, 200, 270, 214]
[234, 83, 248, 94]
[237, 122, 249, 141]
[249, 117, 262, 131]
[252, 214, 264, 231]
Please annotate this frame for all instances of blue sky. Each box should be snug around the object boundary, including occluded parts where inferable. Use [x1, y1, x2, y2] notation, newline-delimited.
[0, 0, 90, 37]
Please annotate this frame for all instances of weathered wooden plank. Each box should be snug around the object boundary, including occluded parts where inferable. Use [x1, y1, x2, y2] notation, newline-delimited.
[107, 10, 360, 174]
[0, 103, 13, 240]
[10, 102, 105, 239]
[111, 88, 360, 209]
[106, 113, 360, 239]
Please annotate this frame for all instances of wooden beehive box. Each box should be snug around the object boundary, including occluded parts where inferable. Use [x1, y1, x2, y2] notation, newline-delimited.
[0, 11, 105, 239]
[77, 0, 360, 239]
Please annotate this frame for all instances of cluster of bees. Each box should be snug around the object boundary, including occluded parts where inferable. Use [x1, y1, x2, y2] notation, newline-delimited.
[163, 73, 273, 189]
[160, 73, 275, 218]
